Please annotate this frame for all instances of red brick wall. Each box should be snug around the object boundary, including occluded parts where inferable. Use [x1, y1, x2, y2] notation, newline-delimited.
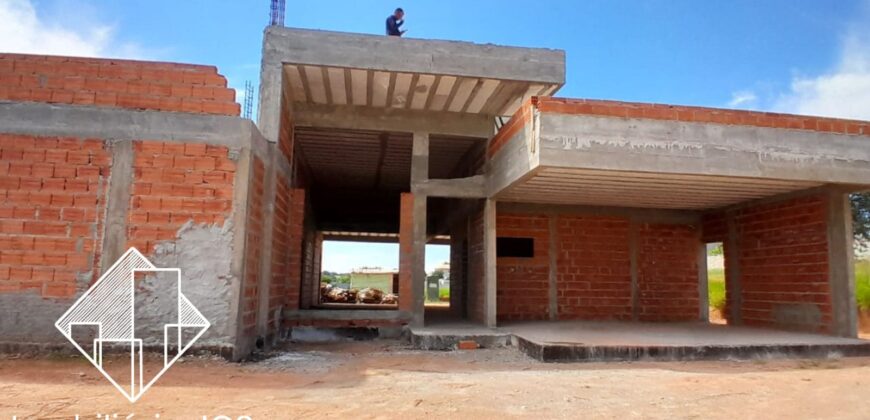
[127, 141, 236, 253]
[0, 54, 239, 116]
[269, 176, 291, 330]
[0, 134, 110, 298]
[637, 223, 700, 321]
[286, 187, 305, 310]
[736, 195, 832, 332]
[555, 216, 633, 320]
[467, 207, 486, 324]
[241, 157, 265, 335]
[496, 214, 550, 321]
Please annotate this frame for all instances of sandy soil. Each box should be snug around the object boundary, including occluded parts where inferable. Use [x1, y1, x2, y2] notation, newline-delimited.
[2, 341, 870, 419]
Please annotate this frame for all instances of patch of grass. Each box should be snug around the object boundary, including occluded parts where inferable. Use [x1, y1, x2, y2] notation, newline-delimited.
[857, 260, 870, 311]
[439, 288, 450, 300]
[708, 268, 726, 312]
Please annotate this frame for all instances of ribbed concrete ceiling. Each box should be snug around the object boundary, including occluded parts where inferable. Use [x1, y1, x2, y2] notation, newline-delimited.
[498, 168, 822, 210]
[283, 64, 559, 116]
[295, 127, 484, 189]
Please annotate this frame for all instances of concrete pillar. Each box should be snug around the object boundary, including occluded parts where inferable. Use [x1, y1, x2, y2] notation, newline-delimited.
[100, 140, 134, 274]
[827, 189, 857, 337]
[547, 216, 558, 321]
[398, 193, 415, 315]
[697, 236, 710, 322]
[409, 132, 429, 327]
[483, 199, 497, 327]
[725, 211, 743, 325]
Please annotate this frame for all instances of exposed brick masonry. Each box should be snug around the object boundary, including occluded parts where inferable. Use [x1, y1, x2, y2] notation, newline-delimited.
[0, 134, 111, 298]
[0, 54, 240, 116]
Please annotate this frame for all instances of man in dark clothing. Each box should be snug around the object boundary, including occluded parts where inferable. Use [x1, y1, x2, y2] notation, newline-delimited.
[386, 8, 406, 37]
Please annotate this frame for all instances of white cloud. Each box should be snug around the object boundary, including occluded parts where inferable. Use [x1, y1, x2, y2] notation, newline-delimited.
[773, 13, 870, 120]
[0, 0, 144, 58]
[728, 90, 758, 108]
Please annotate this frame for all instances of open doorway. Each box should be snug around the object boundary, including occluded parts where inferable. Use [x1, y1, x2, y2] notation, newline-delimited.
[706, 242, 727, 324]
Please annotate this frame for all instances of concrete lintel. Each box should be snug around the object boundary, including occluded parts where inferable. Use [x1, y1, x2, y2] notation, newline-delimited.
[292, 102, 494, 138]
[0, 101, 255, 147]
[99, 140, 134, 274]
[483, 199, 497, 327]
[263, 26, 565, 84]
[538, 113, 870, 186]
[412, 175, 487, 198]
[497, 202, 702, 225]
[827, 189, 857, 337]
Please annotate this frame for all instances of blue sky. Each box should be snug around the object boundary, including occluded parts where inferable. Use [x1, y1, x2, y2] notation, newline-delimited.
[2, 0, 868, 271]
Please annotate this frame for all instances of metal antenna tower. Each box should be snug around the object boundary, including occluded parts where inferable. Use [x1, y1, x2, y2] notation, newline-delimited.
[243, 81, 254, 120]
[269, 0, 286, 26]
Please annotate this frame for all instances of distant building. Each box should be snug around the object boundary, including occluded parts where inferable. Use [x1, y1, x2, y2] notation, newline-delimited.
[350, 267, 398, 292]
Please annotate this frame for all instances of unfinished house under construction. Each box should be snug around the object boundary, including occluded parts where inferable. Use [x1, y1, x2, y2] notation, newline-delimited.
[2, 27, 870, 361]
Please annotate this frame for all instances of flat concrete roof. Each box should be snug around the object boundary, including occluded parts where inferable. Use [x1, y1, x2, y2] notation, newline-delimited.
[488, 97, 870, 210]
[257, 27, 566, 142]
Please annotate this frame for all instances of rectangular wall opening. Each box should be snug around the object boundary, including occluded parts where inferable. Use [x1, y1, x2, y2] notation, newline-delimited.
[706, 242, 727, 325]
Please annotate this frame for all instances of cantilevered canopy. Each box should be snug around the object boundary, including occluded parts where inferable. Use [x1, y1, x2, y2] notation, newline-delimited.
[261, 27, 565, 131]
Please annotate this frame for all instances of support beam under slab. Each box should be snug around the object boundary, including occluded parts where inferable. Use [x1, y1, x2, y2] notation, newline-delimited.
[483, 199, 497, 327]
[827, 189, 857, 337]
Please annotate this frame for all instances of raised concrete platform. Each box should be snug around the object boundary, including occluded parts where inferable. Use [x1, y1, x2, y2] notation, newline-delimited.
[503, 321, 870, 362]
[409, 322, 511, 351]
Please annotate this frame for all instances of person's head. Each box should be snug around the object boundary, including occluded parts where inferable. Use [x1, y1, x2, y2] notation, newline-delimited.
[394, 8, 404, 19]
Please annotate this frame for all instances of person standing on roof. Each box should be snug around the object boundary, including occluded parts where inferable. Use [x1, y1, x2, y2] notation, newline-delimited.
[386, 8, 406, 37]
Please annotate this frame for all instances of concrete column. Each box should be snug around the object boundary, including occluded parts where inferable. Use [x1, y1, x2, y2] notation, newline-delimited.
[547, 216, 558, 320]
[409, 132, 429, 327]
[256, 153, 278, 339]
[827, 189, 857, 337]
[100, 140, 134, 274]
[398, 193, 415, 315]
[629, 220, 639, 321]
[725, 211, 743, 325]
[697, 237, 710, 322]
[483, 199, 497, 327]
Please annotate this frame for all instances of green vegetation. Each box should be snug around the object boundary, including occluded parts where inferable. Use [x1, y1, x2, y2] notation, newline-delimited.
[857, 259, 870, 311]
[439, 288, 450, 300]
[707, 268, 726, 312]
[321, 271, 350, 285]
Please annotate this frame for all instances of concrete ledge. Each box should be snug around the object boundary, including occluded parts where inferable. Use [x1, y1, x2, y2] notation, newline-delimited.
[513, 335, 870, 363]
[408, 325, 512, 350]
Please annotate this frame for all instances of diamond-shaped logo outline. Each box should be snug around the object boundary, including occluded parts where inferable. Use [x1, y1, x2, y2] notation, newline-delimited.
[54, 247, 210, 403]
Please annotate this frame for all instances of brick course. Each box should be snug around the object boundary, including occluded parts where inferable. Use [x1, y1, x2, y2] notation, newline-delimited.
[241, 157, 265, 335]
[127, 140, 236, 253]
[0, 134, 110, 298]
[0, 54, 239, 116]
[637, 223, 700, 321]
[496, 214, 550, 321]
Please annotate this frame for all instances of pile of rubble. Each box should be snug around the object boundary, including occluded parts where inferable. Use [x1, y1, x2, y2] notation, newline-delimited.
[320, 283, 398, 305]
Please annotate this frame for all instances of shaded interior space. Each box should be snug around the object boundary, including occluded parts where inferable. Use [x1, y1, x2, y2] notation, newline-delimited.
[294, 127, 486, 317]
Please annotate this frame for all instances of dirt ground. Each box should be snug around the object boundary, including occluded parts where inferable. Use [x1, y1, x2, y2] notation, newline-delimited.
[2, 340, 870, 419]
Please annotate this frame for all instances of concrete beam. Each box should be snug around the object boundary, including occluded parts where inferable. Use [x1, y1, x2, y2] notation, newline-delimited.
[263, 26, 566, 84]
[538, 113, 870, 186]
[293, 102, 494, 138]
[412, 175, 487, 198]
[827, 189, 858, 337]
[0, 101, 255, 147]
[483, 199, 497, 327]
[496, 202, 702, 225]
